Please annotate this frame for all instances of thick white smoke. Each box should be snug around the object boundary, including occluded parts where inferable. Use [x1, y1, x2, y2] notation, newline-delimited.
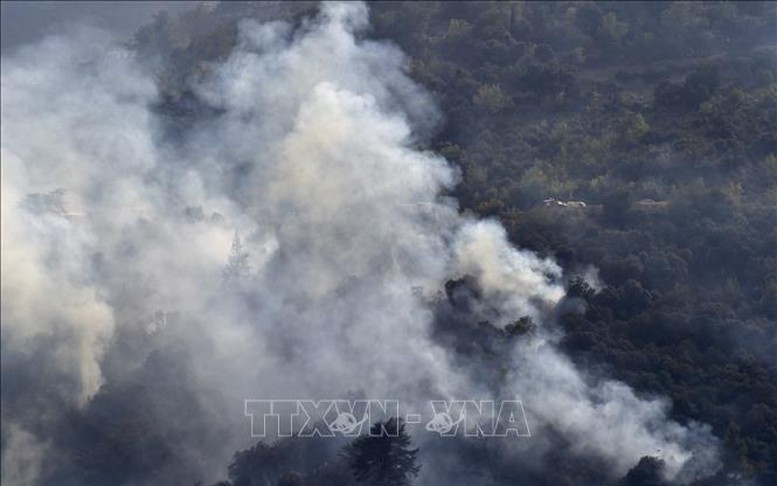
[1, 2, 718, 484]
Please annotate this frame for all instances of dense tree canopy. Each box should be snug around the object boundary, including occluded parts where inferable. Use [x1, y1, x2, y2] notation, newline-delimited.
[130, 2, 775, 485]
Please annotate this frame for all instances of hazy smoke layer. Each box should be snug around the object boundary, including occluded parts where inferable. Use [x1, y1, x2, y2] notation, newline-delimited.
[1, 2, 718, 484]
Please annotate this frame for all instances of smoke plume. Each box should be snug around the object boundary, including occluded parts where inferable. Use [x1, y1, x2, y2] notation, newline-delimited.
[1, 2, 719, 484]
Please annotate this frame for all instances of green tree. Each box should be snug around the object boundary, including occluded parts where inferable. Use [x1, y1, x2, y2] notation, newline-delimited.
[602, 190, 633, 227]
[619, 456, 668, 485]
[342, 418, 420, 486]
[598, 12, 629, 43]
[473, 84, 509, 113]
[277, 473, 303, 486]
[228, 442, 279, 486]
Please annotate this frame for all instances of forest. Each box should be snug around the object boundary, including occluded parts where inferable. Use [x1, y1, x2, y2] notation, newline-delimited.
[135, 2, 777, 483]
[2, 1, 775, 486]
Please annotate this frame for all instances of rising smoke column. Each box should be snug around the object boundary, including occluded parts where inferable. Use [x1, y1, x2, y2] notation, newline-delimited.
[1, 2, 719, 484]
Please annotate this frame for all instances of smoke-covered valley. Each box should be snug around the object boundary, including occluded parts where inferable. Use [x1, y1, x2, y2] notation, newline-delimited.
[4, 1, 772, 485]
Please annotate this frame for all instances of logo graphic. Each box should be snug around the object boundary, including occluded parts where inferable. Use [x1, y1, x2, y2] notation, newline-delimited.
[244, 399, 530, 438]
[330, 412, 370, 434]
[425, 412, 465, 434]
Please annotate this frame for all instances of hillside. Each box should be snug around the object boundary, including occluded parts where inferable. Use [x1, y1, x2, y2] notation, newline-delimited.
[134, 2, 777, 483]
